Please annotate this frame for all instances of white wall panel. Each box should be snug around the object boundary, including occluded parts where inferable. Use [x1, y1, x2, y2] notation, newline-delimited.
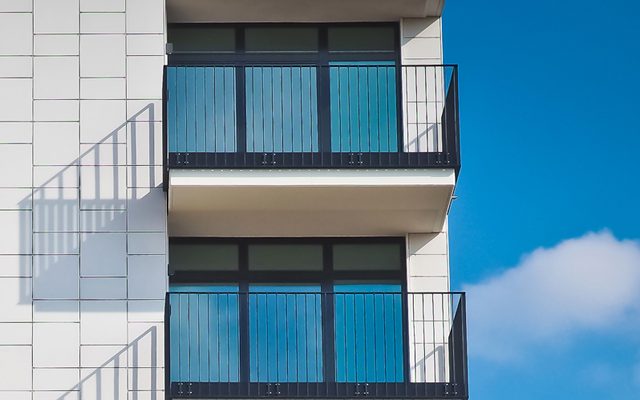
[80, 78, 126, 100]
[80, 0, 125, 12]
[34, 0, 80, 34]
[0, 346, 32, 390]
[33, 255, 80, 299]
[80, 277, 127, 299]
[80, 300, 128, 344]
[126, 56, 164, 99]
[80, 232, 127, 276]
[0, 57, 32, 78]
[33, 322, 80, 367]
[0, 189, 32, 210]
[34, 57, 80, 100]
[34, 100, 80, 122]
[33, 123, 80, 165]
[128, 255, 166, 300]
[33, 368, 80, 391]
[80, 35, 126, 78]
[33, 300, 80, 322]
[0, 0, 32, 12]
[0, 211, 32, 253]
[80, 13, 126, 34]
[0, 122, 32, 143]
[0, 322, 32, 344]
[34, 35, 79, 56]
[0, 80, 32, 121]
[126, 0, 165, 34]
[0, 255, 32, 277]
[0, 13, 33, 55]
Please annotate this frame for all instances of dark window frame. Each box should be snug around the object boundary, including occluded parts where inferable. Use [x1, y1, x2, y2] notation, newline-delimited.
[167, 22, 401, 66]
[166, 22, 404, 156]
[169, 236, 407, 290]
[168, 236, 410, 386]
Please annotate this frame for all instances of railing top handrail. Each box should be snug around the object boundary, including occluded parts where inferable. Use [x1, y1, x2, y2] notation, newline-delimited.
[167, 291, 466, 295]
[164, 63, 458, 69]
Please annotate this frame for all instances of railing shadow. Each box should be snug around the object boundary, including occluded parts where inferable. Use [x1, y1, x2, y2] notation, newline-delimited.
[17, 103, 159, 303]
[11, 102, 165, 398]
[53, 327, 159, 400]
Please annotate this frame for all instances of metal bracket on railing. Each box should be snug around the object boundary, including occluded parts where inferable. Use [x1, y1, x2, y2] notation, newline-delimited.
[354, 383, 370, 396]
[435, 152, 442, 165]
[443, 383, 458, 396]
[261, 153, 268, 165]
[266, 383, 281, 396]
[357, 152, 363, 166]
[348, 153, 355, 166]
[271, 153, 277, 165]
[176, 152, 190, 166]
[176, 382, 193, 396]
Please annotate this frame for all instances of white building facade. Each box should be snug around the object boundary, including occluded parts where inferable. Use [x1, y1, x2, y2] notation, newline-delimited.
[0, 1, 466, 399]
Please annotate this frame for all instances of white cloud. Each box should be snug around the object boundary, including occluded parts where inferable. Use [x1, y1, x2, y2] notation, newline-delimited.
[463, 231, 640, 362]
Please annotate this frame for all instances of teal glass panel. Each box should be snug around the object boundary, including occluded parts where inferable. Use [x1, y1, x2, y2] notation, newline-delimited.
[249, 285, 323, 382]
[334, 283, 404, 383]
[329, 62, 398, 152]
[169, 285, 240, 383]
[245, 67, 319, 152]
[166, 66, 237, 153]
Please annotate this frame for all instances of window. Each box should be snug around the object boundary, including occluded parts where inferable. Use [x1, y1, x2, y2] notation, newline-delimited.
[328, 26, 396, 53]
[168, 26, 235, 53]
[334, 283, 404, 382]
[333, 243, 402, 270]
[169, 243, 239, 272]
[248, 244, 323, 271]
[245, 27, 319, 53]
[169, 285, 240, 383]
[249, 284, 323, 382]
[167, 24, 400, 156]
[169, 238, 405, 384]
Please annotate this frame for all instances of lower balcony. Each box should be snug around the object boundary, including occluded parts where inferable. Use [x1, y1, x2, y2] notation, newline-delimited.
[165, 291, 468, 399]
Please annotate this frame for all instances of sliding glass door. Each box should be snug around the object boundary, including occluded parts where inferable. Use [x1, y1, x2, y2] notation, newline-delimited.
[169, 239, 405, 384]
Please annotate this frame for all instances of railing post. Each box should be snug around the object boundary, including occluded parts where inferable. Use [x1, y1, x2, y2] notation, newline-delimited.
[162, 65, 168, 192]
[460, 293, 469, 398]
[164, 294, 171, 400]
[318, 65, 332, 158]
[236, 65, 247, 164]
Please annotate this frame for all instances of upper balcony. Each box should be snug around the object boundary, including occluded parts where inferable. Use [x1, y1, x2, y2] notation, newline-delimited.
[163, 64, 459, 171]
[162, 24, 459, 237]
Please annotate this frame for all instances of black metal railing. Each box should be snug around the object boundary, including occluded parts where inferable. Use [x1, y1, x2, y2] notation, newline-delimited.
[162, 65, 460, 173]
[165, 292, 468, 399]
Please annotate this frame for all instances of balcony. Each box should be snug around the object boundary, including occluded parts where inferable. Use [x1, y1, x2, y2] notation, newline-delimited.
[165, 291, 468, 399]
[163, 64, 459, 171]
[163, 64, 459, 236]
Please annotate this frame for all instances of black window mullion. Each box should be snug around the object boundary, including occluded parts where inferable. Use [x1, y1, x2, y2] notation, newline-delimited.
[238, 242, 250, 385]
[321, 243, 336, 384]
[235, 28, 247, 158]
[317, 28, 332, 157]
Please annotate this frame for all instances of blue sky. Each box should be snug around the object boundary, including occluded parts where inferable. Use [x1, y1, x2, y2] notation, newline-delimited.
[443, 0, 640, 398]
